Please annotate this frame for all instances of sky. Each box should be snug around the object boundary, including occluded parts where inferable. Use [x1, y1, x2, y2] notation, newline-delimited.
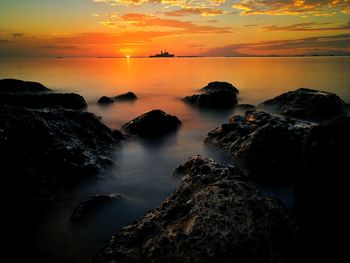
[0, 0, 349, 57]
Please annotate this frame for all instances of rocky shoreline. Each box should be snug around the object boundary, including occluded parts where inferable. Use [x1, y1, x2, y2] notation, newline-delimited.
[1, 79, 349, 262]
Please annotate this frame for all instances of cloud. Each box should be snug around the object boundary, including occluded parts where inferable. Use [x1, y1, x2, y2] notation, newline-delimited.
[233, 0, 350, 16]
[93, 0, 227, 8]
[101, 13, 232, 34]
[164, 7, 224, 17]
[263, 21, 350, 31]
[202, 33, 350, 55]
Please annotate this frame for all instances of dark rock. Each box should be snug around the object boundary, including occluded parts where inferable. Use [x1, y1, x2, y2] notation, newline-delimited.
[0, 78, 51, 93]
[0, 92, 87, 109]
[174, 154, 245, 179]
[70, 194, 122, 224]
[183, 81, 239, 108]
[114, 91, 137, 101]
[122, 109, 181, 137]
[259, 88, 346, 120]
[205, 111, 311, 183]
[0, 105, 123, 250]
[294, 116, 350, 261]
[236, 104, 257, 110]
[98, 96, 114, 104]
[93, 155, 306, 263]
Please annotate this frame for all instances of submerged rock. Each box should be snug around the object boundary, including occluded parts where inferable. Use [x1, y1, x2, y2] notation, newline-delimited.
[93, 155, 306, 263]
[98, 96, 114, 104]
[70, 194, 122, 224]
[205, 111, 311, 182]
[122, 109, 181, 137]
[0, 78, 51, 93]
[259, 88, 346, 120]
[183, 81, 239, 108]
[0, 92, 87, 109]
[114, 91, 137, 101]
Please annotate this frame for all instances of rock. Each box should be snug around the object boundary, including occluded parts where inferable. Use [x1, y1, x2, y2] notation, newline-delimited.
[205, 111, 312, 183]
[122, 109, 181, 137]
[93, 155, 306, 263]
[236, 104, 257, 110]
[98, 96, 114, 104]
[0, 78, 51, 93]
[70, 194, 122, 224]
[0, 92, 87, 109]
[114, 92, 137, 101]
[183, 81, 239, 108]
[294, 116, 350, 261]
[259, 88, 346, 120]
[0, 105, 123, 248]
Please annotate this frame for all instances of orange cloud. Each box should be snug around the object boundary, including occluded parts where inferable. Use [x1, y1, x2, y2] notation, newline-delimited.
[263, 21, 350, 31]
[164, 7, 225, 16]
[233, 0, 350, 16]
[101, 13, 232, 34]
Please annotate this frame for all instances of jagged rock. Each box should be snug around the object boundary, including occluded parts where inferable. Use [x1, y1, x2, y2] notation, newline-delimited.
[93, 155, 306, 263]
[0, 78, 51, 93]
[183, 81, 239, 108]
[122, 109, 181, 137]
[0, 92, 87, 109]
[70, 194, 122, 224]
[98, 96, 114, 104]
[293, 116, 350, 262]
[114, 92, 137, 101]
[0, 105, 123, 248]
[205, 111, 312, 182]
[259, 88, 346, 120]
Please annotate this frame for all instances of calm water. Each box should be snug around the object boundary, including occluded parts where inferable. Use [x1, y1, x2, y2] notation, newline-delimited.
[1, 57, 349, 262]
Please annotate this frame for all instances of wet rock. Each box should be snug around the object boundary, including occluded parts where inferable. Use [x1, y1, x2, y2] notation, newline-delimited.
[183, 81, 239, 108]
[114, 91, 137, 101]
[0, 105, 123, 247]
[0, 78, 51, 93]
[236, 104, 257, 111]
[294, 116, 350, 261]
[259, 88, 346, 120]
[93, 155, 306, 263]
[205, 111, 312, 183]
[70, 194, 122, 224]
[98, 96, 114, 104]
[122, 109, 181, 137]
[0, 92, 87, 109]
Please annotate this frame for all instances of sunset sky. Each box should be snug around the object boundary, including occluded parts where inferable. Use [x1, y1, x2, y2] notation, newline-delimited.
[0, 0, 349, 57]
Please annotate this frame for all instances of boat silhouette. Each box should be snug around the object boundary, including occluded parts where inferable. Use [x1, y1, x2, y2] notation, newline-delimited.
[150, 50, 175, 58]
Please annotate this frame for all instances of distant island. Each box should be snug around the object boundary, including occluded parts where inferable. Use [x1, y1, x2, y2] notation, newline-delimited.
[150, 50, 175, 58]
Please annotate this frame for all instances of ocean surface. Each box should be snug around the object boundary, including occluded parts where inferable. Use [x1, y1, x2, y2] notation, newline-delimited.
[1, 57, 349, 262]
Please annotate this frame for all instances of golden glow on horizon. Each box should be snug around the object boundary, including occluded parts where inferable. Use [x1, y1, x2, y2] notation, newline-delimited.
[0, 0, 349, 57]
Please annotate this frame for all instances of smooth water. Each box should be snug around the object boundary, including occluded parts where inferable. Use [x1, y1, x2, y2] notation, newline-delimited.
[1, 57, 349, 262]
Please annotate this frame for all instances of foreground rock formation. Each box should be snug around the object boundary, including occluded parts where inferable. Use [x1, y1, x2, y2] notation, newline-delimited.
[205, 111, 311, 183]
[183, 81, 239, 108]
[94, 156, 306, 263]
[259, 88, 346, 120]
[122, 109, 181, 137]
[0, 79, 123, 260]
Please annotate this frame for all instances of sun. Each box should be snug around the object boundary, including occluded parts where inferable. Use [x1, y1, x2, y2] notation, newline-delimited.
[126, 55, 131, 58]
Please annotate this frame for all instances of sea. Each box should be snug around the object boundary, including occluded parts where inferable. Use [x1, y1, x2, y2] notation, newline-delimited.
[1, 56, 349, 262]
